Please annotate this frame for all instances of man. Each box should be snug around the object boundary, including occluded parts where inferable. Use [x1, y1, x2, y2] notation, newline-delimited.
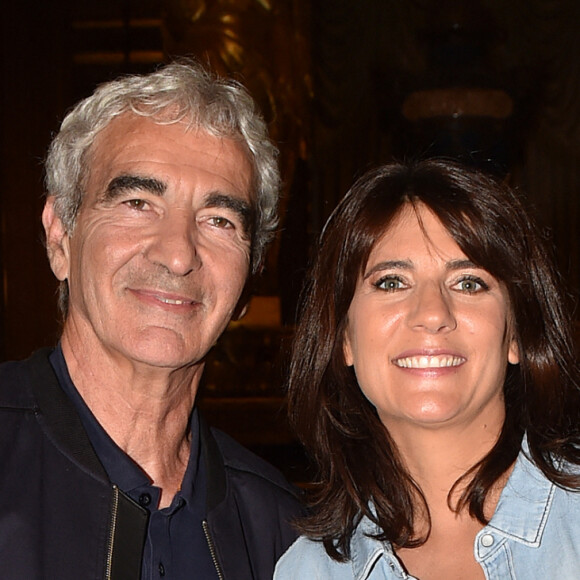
[0, 61, 302, 579]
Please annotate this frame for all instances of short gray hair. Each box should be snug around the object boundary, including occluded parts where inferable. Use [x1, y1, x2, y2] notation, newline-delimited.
[45, 59, 281, 273]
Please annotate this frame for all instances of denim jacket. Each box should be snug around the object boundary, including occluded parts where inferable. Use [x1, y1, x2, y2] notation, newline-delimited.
[274, 441, 580, 579]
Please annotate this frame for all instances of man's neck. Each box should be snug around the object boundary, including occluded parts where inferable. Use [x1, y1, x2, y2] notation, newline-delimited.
[60, 331, 203, 506]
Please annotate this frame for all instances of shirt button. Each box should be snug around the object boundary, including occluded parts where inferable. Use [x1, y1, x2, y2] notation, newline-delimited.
[481, 533, 494, 547]
[158, 562, 165, 576]
[138, 493, 152, 507]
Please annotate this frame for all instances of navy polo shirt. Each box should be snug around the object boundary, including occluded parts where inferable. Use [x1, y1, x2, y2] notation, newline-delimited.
[49, 345, 219, 580]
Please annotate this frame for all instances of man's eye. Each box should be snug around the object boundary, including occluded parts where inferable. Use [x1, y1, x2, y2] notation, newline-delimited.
[209, 216, 233, 229]
[123, 199, 149, 210]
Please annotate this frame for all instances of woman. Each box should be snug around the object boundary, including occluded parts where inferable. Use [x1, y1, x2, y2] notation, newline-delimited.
[274, 159, 580, 579]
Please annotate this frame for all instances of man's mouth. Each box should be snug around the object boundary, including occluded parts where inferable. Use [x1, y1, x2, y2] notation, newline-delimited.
[156, 296, 192, 306]
[393, 355, 466, 369]
[129, 288, 199, 308]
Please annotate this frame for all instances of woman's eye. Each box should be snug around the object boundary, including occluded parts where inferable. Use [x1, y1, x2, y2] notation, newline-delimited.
[455, 277, 488, 293]
[375, 276, 405, 291]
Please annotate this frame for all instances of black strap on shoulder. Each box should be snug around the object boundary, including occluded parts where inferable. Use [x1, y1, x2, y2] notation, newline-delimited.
[26, 348, 109, 479]
[200, 416, 227, 512]
[26, 349, 149, 577]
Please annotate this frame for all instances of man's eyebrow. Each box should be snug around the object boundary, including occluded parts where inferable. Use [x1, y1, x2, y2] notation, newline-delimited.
[205, 192, 254, 237]
[103, 174, 166, 200]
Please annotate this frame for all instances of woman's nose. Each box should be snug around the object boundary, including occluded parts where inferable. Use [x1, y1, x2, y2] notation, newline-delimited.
[406, 283, 457, 333]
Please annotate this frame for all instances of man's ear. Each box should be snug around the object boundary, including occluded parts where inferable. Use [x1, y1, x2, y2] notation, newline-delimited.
[233, 303, 249, 321]
[232, 274, 255, 321]
[42, 197, 70, 282]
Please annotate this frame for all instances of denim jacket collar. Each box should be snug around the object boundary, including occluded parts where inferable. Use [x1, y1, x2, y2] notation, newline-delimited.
[349, 517, 387, 579]
[477, 438, 555, 550]
[350, 438, 559, 578]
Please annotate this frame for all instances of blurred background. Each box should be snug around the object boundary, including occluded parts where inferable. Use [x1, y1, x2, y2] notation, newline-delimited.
[1, 0, 579, 481]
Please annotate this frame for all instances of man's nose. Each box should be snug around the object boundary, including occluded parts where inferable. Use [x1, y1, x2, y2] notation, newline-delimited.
[146, 212, 201, 276]
[406, 283, 457, 333]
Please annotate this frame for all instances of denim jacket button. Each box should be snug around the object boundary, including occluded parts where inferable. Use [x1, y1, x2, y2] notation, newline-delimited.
[481, 533, 494, 548]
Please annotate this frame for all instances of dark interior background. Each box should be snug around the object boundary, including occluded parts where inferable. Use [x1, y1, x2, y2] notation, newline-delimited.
[2, 0, 579, 481]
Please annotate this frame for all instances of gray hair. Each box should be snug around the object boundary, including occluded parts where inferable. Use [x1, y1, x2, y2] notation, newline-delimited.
[45, 59, 281, 273]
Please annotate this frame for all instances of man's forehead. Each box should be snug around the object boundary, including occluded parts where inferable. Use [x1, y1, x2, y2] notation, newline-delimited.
[84, 113, 255, 195]
[90, 112, 247, 157]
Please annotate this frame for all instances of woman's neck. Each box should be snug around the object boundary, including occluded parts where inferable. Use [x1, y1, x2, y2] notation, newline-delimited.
[387, 415, 506, 513]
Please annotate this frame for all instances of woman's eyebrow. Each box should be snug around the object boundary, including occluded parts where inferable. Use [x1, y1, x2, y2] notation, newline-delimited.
[363, 258, 482, 280]
[103, 174, 167, 200]
[446, 259, 479, 271]
[363, 260, 413, 280]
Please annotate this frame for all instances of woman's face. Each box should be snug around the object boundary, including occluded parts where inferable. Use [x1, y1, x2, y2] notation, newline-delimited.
[343, 203, 519, 434]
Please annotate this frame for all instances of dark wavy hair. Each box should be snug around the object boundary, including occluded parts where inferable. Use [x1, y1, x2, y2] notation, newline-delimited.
[287, 159, 580, 561]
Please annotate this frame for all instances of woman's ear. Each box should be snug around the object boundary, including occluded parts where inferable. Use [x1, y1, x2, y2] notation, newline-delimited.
[343, 329, 354, 367]
[42, 196, 70, 282]
[508, 335, 520, 365]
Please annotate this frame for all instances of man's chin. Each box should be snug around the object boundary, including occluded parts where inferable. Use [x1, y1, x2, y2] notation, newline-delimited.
[115, 326, 208, 371]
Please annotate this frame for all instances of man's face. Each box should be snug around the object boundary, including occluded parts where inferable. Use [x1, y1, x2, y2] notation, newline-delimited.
[45, 114, 254, 371]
